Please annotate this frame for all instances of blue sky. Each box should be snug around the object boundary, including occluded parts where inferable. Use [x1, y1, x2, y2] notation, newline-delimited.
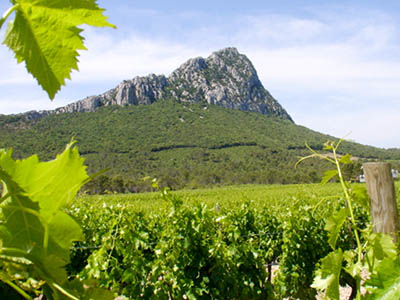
[1, 1, 400, 148]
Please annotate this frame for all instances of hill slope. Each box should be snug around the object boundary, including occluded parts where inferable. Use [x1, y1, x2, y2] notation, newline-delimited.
[1, 100, 399, 193]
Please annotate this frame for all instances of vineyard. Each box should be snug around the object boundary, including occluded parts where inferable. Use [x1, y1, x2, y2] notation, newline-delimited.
[62, 181, 394, 299]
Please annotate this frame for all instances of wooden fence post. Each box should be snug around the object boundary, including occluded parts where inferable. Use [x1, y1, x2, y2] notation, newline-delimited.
[363, 162, 399, 242]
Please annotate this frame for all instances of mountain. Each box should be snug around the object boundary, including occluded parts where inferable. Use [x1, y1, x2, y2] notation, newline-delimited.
[1, 48, 400, 193]
[16, 47, 292, 122]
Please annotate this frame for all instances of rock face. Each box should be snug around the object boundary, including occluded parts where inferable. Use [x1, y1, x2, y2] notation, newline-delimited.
[22, 47, 293, 122]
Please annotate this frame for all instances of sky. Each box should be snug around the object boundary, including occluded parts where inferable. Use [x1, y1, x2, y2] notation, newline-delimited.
[1, 0, 400, 149]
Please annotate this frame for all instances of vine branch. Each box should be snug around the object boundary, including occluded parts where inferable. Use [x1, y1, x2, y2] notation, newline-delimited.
[0, 4, 19, 29]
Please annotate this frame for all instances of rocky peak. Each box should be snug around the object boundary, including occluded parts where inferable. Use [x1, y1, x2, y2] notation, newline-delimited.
[16, 47, 293, 122]
[173, 57, 208, 74]
[167, 47, 292, 121]
[208, 47, 241, 62]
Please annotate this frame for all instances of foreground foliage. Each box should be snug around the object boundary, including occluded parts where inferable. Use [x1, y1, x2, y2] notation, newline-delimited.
[0, 143, 113, 299]
[1, 1, 116, 297]
[1, 0, 115, 99]
[299, 140, 400, 300]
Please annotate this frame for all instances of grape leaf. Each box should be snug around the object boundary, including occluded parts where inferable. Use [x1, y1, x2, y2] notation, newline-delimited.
[351, 185, 369, 210]
[325, 207, 349, 249]
[323, 141, 334, 150]
[0, 143, 89, 219]
[367, 257, 400, 300]
[2, 0, 115, 99]
[312, 249, 343, 300]
[321, 169, 338, 185]
[65, 279, 116, 300]
[0, 143, 91, 298]
[343, 250, 361, 278]
[339, 154, 352, 164]
[365, 232, 397, 271]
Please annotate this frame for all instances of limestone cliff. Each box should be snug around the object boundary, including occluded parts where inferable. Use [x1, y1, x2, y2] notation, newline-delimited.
[19, 47, 293, 122]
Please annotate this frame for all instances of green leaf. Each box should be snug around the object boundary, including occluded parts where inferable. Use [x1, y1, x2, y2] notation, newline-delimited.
[365, 232, 397, 269]
[312, 249, 343, 300]
[0, 142, 89, 298]
[0, 4, 18, 30]
[3, 0, 115, 99]
[325, 207, 349, 249]
[0, 142, 89, 221]
[339, 154, 352, 164]
[323, 141, 334, 150]
[351, 186, 369, 210]
[65, 279, 115, 300]
[343, 250, 361, 278]
[367, 257, 400, 300]
[321, 169, 338, 185]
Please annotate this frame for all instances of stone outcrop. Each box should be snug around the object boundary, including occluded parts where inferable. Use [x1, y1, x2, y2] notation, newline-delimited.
[167, 48, 292, 120]
[17, 47, 293, 122]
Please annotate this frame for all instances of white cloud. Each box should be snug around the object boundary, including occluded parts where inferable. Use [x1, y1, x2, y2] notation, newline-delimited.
[237, 11, 400, 115]
[295, 108, 400, 148]
[247, 44, 400, 98]
[0, 94, 72, 115]
[69, 30, 211, 82]
[238, 15, 328, 45]
[0, 48, 34, 85]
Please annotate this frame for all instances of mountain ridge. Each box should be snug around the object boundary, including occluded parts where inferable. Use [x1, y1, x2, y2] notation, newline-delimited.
[11, 47, 293, 122]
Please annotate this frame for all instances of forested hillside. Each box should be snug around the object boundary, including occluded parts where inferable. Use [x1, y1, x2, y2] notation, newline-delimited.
[1, 99, 399, 192]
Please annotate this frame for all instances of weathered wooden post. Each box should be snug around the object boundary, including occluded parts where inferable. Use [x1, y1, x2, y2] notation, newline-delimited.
[363, 162, 399, 242]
